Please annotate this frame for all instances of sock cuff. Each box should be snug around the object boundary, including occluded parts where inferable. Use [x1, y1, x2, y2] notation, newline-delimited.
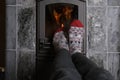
[70, 19, 84, 28]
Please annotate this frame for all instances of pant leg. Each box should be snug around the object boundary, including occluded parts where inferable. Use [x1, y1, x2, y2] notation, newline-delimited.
[50, 49, 82, 80]
[72, 53, 114, 80]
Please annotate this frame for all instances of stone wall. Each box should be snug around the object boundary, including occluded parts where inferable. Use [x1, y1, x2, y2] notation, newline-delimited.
[5, 0, 120, 80]
[5, 0, 36, 80]
[87, 0, 120, 80]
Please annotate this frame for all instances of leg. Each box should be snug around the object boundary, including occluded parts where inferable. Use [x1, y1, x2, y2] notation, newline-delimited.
[51, 49, 82, 80]
[50, 28, 82, 80]
[72, 53, 97, 76]
[54, 49, 76, 69]
[72, 53, 114, 80]
[69, 20, 114, 80]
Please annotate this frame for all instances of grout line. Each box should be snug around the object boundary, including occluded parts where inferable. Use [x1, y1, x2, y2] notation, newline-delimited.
[91, 52, 120, 54]
[15, 1, 18, 79]
[87, 6, 120, 7]
[106, 0, 108, 6]
[6, 5, 16, 7]
[107, 52, 120, 54]
[16, 4, 36, 7]
[87, 5, 105, 7]
[17, 49, 36, 52]
[106, 4, 109, 70]
[87, 6, 107, 7]
[86, 0, 89, 57]
[85, 51, 120, 54]
[83, 1, 87, 55]
[5, 49, 16, 51]
[85, 3, 87, 55]
[107, 6, 120, 7]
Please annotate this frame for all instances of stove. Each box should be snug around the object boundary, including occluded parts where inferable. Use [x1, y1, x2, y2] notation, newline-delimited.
[36, 0, 86, 80]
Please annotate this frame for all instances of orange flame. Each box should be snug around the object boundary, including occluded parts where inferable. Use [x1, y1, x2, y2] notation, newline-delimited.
[61, 24, 64, 28]
[53, 9, 61, 25]
[53, 5, 73, 28]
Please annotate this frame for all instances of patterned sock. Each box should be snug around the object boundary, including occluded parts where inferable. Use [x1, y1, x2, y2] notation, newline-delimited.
[53, 28, 69, 51]
[69, 20, 84, 55]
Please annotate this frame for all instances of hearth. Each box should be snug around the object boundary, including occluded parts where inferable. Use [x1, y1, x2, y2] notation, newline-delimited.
[36, 0, 86, 80]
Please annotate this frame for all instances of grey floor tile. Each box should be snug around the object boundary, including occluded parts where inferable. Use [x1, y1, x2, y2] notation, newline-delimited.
[6, 0, 16, 5]
[16, 0, 35, 6]
[17, 7, 36, 50]
[87, 52, 108, 69]
[88, 0, 107, 6]
[87, 7, 107, 52]
[107, 7, 120, 52]
[6, 6, 16, 49]
[5, 50, 17, 80]
[17, 51, 35, 80]
[108, 0, 120, 6]
[108, 53, 120, 80]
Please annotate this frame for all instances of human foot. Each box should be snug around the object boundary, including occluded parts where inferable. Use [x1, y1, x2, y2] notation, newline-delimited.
[69, 20, 84, 54]
[53, 28, 69, 51]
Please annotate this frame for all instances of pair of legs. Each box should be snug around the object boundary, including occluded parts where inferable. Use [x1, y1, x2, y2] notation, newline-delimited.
[50, 20, 114, 80]
[51, 49, 114, 80]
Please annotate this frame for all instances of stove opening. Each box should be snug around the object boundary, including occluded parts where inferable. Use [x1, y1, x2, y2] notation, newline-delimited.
[45, 3, 78, 42]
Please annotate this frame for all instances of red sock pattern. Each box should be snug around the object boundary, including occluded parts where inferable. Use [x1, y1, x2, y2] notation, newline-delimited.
[53, 28, 69, 51]
[69, 20, 84, 54]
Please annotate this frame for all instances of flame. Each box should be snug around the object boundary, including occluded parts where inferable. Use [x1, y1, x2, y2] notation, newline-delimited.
[61, 24, 64, 28]
[53, 9, 62, 24]
[63, 6, 73, 20]
[53, 5, 73, 27]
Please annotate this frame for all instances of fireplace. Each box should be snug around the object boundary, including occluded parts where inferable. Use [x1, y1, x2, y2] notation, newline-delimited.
[36, 0, 86, 80]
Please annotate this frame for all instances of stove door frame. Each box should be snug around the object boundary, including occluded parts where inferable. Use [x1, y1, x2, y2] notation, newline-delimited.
[37, 0, 87, 53]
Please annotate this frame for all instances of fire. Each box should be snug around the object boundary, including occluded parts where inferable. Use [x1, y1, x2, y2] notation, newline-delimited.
[53, 5, 73, 28]
[61, 24, 64, 28]
[53, 9, 62, 25]
[53, 9, 64, 28]
[63, 6, 73, 20]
